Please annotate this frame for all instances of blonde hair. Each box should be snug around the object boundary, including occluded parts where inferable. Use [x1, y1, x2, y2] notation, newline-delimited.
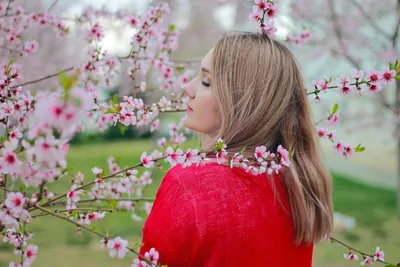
[204, 32, 333, 245]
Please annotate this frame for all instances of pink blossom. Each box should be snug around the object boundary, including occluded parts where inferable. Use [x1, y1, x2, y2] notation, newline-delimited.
[5, 192, 25, 214]
[361, 256, 374, 265]
[144, 247, 160, 264]
[182, 149, 200, 167]
[67, 184, 81, 204]
[317, 128, 328, 139]
[373, 247, 384, 262]
[131, 258, 149, 267]
[140, 152, 154, 168]
[150, 119, 160, 132]
[157, 138, 167, 148]
[334, 141, 345, 154]
[265, 2, 278, 19]
[325, 113, 340, 126]
[85, 22, 104, 42]
[351, 69, 365, 80]
[92, 167, 103, 177]
[107, 237, 128, 259]
[24, 244, 38, 264]
[327, 130, 336, 141]
[381, 68, 396, 84]
[165, 147, 184, 166]
[367, 70, 381, 84]
[343, 252, 359, 260]
[254, 146, 268, 162]
[368, 83, 382, 93]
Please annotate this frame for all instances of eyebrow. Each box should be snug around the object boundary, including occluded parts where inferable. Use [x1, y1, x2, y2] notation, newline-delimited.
[201, 67, 210, 74]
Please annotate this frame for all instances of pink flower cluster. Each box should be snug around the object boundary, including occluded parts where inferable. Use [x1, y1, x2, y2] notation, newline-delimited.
[287, 30, 311, 46]
[249, 0, 278, 38]
[344, 247, 385, 265]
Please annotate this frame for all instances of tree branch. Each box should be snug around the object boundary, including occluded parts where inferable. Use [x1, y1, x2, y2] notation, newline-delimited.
[328, 0, 361, 69]
[392, 0, 400, 47]
[351, 0, 392, 41]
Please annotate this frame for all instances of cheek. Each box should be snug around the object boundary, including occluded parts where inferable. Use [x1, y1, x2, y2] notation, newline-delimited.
[183, 93, 220, 134]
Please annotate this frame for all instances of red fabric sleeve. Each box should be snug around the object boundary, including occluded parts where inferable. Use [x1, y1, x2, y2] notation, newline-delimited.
[139, 169, 197, 266]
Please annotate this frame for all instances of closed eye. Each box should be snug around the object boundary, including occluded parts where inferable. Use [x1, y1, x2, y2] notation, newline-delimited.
[201, 81, 210, 87]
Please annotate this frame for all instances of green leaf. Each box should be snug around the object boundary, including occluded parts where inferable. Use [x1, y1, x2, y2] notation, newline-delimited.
[354, 144, 365, 152]
[168, 24, 176, 32]
[108, 199, 117, 211]
[214, 140, 225, 151]
[19, 184, 26, 192]
[289, 148, 295, 159]
[0, 133, 7, 143]
[395, 58, 399, 70]
[112, 95, 118, 105]
[330, 103, 339, 116]
[104, 107, 117, 114]
[62, 167, 73, 174]
[240, 146, 247, 154]
[118, 124, 129, 135]
[394, 75, 400, 80]
[69, 209, 78, 218]
[389, 62, 394, 70]
[91, 225, 98, 233]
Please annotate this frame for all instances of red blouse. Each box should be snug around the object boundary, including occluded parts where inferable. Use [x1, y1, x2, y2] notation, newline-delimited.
[139, 162, 313, 266]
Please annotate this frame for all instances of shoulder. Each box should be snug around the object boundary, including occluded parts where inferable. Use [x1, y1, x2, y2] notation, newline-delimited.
[163, 162, 281, 197]
[164, 162, 245, 186]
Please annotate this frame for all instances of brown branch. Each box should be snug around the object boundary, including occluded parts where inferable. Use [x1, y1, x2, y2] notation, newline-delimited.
[31, 208, 114, 219]
[392, 0, 400, 47]
[351, 0, 392, 41]
[307, 80, 369, 96]
[328, 0, 361, 69]
[46, 197, 155, 207]
[47, 0, 60, 12]
[330, 237, 389, 265]
[33, 205, 158, 266]
[28, 156, 168, 212]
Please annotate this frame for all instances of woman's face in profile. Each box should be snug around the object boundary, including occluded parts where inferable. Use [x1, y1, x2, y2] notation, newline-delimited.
[182, 48, 221, 135]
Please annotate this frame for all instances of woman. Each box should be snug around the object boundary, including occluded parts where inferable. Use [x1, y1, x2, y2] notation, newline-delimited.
[139, 32, 333, 266]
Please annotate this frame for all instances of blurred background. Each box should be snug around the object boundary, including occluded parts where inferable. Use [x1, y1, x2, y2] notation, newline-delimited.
[0, 0, 399, 266]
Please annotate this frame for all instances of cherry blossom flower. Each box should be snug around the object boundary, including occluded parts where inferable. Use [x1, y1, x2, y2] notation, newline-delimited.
[381, 68, 396, 84]
[255, 146, 268, 162]
[140, 152, 154, 168]
[373, 246, 384, 262]
[165, 147, 184, 166]
[67, 184, 81, 204]
[361, 256, 374, 265]
[343, 252, 359, 260]
[325, 113, 339, 126]
[317, 128, 329, 139]
[107, 237, 128, 259]
[92, 167, 103, 177]
[367, 70, 381, 84]
[182, 149, 200, 167]
[5, 192, 25, 215]
[24, 244, 38, 265]
[144, 248, 160, 264]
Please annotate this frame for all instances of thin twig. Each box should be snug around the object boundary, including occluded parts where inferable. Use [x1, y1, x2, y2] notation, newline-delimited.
[29, 156, 167, 212]
[330, 237, 389, 264]
[46, 197, 155, 207]
[47, 0, 60, 12]
[33, 205, 158, 266]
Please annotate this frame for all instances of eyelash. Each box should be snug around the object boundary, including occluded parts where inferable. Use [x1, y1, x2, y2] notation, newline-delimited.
[201, 81, 210, 87]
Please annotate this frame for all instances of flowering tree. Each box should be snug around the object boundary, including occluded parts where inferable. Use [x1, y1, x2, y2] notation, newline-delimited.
[0, 0, 399, 266]
[289, 0, 400, 216]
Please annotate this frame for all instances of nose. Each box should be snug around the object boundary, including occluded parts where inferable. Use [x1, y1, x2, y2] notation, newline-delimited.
[182, 79, 196, 99]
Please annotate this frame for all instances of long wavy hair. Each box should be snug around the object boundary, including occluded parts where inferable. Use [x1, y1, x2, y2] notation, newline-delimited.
[203, 32, 333, 245]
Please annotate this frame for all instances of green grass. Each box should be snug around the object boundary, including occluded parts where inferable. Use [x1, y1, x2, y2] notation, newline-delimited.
[0, 139, 399, 267]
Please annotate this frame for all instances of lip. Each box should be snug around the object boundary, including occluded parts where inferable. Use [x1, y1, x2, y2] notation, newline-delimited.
[186, 103, 193, 112]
